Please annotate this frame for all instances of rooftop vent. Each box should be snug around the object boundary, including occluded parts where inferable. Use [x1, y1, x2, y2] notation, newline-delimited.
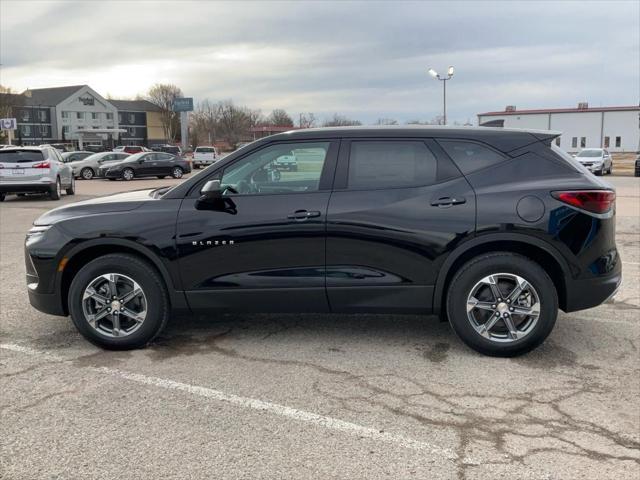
[578, 102, 589, 110]
[505, 105, 516, 112]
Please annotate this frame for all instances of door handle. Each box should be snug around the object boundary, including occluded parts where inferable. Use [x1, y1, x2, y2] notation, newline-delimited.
[430, 196, 466, 207]
[287, 210, 321, 220]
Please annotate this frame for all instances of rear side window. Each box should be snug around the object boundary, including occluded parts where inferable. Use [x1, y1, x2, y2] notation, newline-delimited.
[0, 150, 45, 163]
[438, 140, 506, 174]
[347, 141, 438, 189]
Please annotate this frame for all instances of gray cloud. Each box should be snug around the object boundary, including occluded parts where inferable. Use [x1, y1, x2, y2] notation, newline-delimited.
[1, 0, 638, 123]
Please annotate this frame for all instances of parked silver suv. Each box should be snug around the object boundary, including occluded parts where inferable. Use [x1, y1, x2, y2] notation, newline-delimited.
[0, 146, 75, 201]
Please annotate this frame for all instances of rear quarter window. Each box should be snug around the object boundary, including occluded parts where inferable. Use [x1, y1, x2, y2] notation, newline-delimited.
[0, 150, 45, 163]
[438, 140, 506, 174]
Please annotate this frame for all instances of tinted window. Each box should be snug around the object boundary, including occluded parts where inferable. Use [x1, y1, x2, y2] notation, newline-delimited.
[439, 140, 506, 174]
[221, 142, 329, 195]
[348, 141, 437, 189]
[158, 153, 174, 161]
[0, 150, 45, 163]
[196, 147, 215, 153]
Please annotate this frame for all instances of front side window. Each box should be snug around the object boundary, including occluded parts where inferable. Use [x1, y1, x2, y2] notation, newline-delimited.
[348, 141, 438, 189]
[221, 142, 330, 195]
[439, 140, 506, 175]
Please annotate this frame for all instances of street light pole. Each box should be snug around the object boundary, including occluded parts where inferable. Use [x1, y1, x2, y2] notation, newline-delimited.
[428, 66, 454, 125]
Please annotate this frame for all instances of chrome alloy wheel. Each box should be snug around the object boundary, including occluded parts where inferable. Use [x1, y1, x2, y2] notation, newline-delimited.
[82, 273, 147, 337]
[466, 273, 540, 343]
[123, 169, 134, 181]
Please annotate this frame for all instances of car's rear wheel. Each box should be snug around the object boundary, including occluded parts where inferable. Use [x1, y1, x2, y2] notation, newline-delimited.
[50, 178, 62, 200]
[81, 167, 94, 180]
[446, 252, 558, 357]
[171, 167, 183, 179]
[122, 168, 134, 181]
[65, 176, 75, 195]
[68, 254, 170, 350]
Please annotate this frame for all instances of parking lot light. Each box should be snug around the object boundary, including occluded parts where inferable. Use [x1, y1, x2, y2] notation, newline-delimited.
[427, 65, 455, 125]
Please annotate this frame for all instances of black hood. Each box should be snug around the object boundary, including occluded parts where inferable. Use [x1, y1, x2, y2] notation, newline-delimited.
[34, 189, 160, 226]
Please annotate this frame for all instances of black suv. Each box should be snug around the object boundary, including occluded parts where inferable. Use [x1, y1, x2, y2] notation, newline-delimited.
[25, 127, 620, 356]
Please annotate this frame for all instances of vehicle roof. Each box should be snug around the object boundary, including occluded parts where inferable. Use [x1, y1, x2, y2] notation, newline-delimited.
[267, 125, 561, 153]
[0, 146, 49, 151]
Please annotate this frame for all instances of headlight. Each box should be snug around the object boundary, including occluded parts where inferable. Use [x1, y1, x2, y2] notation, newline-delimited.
[26, 225, 52, 238]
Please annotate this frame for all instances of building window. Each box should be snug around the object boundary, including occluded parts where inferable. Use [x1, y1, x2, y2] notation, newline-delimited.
[615, 136, 621, 148]
[128, 113, 135, 124]
[118, 113, 123, 123]
[555, 137, 561, 147]
[38, 110, 47, 122]
[93, 126, 100, 129]
[77, 126, 85, 130]
[571, 137, 577, 148]
[21, 110, 30, 122]
[106, 113, 113, 120]
[128, 127, 136, 136]
[62, 125, 70, 135]
[40, 125, 50, 137]
[61, 111, 69, 119]
[77, 112, 85, 120]
[92, 112, 100, 120]
[21, 125, 32, 136]
[580, 137, 586, 148]
[604, 136, 610, 148]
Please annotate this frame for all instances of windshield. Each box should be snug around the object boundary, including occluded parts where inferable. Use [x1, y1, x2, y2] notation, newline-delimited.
[0, 150, 45, 163]
[577, 150, 603, 158]
[196, 147, 215, 153]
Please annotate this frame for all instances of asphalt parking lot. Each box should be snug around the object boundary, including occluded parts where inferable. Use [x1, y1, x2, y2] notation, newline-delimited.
[1, 176, 638, 479]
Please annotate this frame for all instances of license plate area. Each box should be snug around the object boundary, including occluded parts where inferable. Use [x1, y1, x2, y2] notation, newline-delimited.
[12, 169, 25, 175]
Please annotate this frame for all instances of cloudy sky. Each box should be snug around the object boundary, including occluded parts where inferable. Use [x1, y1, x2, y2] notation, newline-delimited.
[1, 0, 638, 124]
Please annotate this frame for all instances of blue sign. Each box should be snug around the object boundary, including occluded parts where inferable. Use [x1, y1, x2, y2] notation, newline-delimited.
[173, 97, 194, 112]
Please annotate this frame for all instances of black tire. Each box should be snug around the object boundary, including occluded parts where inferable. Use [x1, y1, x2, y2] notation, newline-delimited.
[49, 177, 61, 200]
[68, 253, 170, 350]
[0, 193, 5, 202]
[108, 178, 116, 181]
[65, 176, 75, 195]
[81, 167, 94, 180]
[446, 252, 558, 357]
[122, 168, 134, 181]
[157, 176, 167, 179]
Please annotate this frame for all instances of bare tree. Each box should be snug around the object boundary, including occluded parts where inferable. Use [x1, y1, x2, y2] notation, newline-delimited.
[406, 116, 445, 125]
[374, 118, 398, 125]
[146, 83, 183, 142]
[298, 112, 317, 128]
[322, 114, 362, 127]
[216, 100, 254, 149]
[266, 109, 293, 127]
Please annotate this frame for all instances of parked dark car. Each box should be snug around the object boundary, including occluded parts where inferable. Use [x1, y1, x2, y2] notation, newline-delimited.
[25, 127, 620, 356]
[99, 152, 191, 180]
[85, 144, 107, 153]
[113, 145, 149, 154]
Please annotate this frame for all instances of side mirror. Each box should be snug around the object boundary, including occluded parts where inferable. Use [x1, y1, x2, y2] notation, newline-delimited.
[200, 179, 222, 198]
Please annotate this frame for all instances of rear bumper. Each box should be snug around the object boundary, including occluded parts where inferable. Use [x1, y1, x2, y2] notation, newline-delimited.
[564, 267, 622, 313]
[0, 182, 53, 193]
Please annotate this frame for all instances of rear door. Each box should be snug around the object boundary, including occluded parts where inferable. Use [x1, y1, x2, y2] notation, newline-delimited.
[326, 138, 476, 313]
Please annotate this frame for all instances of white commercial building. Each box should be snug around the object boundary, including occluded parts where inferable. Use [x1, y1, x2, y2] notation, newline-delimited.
[477, 103, 639, 153]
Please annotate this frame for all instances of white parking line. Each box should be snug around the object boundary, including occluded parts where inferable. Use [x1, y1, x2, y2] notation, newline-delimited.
[0, 343, 466, 463]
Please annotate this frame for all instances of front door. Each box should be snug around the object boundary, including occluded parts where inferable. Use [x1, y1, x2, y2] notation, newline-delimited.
[176, 140, 339, 312]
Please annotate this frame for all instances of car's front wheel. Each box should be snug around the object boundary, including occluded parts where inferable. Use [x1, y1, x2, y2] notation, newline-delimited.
[446, 252, 558, 357]
[81, 167, 94, 180]
[68, 253, 170, 349]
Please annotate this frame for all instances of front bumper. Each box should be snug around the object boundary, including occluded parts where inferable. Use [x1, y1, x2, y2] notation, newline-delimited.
[103, 170, 123, 179]
[28, 288, 66, 316]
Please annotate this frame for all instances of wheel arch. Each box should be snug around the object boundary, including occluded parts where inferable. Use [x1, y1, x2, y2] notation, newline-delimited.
[434, 234, 570, 316]
[59, 239, 186, 315]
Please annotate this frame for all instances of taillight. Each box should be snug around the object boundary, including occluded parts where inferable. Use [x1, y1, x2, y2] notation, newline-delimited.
[32, 161, 51, 169]
[552, 190, 615, 214]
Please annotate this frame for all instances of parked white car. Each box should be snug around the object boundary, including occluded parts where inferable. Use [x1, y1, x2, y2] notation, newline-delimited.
[193, 146, 218, 168]
[575, 148, 613, 175]
[68, 152, 130, 179]
[0, 146, 75, 201]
